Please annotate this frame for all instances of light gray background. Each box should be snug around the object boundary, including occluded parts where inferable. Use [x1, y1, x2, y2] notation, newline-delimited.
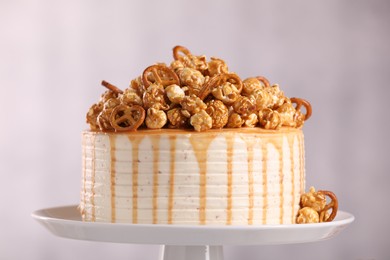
[1, 0, 389, 259]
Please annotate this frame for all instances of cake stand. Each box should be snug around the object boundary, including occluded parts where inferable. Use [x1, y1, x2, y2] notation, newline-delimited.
[32, 205, 354, 260]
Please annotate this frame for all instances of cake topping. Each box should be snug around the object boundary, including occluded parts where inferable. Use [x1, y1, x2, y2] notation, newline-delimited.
[86, 46, 312, 132]
[296, 187, 338, 224]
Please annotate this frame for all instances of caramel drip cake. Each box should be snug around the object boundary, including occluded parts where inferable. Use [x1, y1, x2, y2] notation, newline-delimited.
[80, 46, 338, 225]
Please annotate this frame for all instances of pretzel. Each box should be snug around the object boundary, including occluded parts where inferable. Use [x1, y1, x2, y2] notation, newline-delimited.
[255, 76, 270, 88]
[101, 80, 123, 94]
[173, 45, 192, 60]
[290, 97, 312, 121]
[109, 104, 145, 131]
[317, 190, 338, 222]
[198, 73, 243, 101]
[142, 65, 180, 88]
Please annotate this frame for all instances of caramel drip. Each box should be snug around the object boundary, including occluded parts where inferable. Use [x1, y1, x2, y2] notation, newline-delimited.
[288, 134, 296, 223]
[241, 136, 255, 225]
[247, 142, 255, 225]
[151, 136, 160, 224]
[278, 140, 284, 224]
[298, 134, 305, 195]
[190, 134, 216, 224]
[261, 140, 268, 224]
[91, 134, 96, 221]
[109, 135, 117, 223]
[168, 136, 176, 224]
[127, 135, 144, 224]
[226, 133, 234, 225]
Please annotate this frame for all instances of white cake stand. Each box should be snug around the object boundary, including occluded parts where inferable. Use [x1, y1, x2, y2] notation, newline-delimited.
[32, 205, 354, 260]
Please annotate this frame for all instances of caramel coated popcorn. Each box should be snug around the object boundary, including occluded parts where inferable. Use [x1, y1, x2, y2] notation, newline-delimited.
[145, 108, 167, 129]
[190, 110, 212, 132]
[205, 100, 228, 129]
[296, 207, 320, 224]
[86, 46, 312, 132]
[297, 187, 338, 224]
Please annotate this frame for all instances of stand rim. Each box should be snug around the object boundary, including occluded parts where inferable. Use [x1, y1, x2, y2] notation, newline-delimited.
[32, 205, 354, 246]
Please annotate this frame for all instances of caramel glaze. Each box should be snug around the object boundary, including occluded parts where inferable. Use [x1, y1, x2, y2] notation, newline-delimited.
[241, 136, 255, 225]
[151, 136, 160, 224]
[83, 127, 304, 224]
[226, 133, 234, 225]
[109, 135, 117, 222]
[298, 134, 305, 195]
[127, 135, 144, 223]
[189, 133, 217, 224]
[168, 136, 176, 224]
[273, 139, 284, 224]
[261, 141, 268, 224]
[287, 135, 296, 224]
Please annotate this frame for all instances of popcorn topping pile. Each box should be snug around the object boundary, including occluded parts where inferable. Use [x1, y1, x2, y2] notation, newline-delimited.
[86, 46, 312, 132]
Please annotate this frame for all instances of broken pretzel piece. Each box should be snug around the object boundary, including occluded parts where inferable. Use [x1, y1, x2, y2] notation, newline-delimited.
[101, 80, 124, 94]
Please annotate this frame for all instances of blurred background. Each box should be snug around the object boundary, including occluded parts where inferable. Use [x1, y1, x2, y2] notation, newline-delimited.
[1, 0, 389, 259]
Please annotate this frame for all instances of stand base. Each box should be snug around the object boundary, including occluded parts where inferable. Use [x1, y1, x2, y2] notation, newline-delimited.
[160, 245, 223, 260]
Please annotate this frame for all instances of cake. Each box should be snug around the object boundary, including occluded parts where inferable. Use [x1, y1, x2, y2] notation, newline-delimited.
[80, 46, 337, 225]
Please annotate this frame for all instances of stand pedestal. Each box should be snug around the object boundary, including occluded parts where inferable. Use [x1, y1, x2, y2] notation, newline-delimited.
[32, 205, 354, 260]
[160, 246, 223, 260]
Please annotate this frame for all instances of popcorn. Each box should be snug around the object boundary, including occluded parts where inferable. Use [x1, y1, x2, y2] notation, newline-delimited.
[142, 84, 169, 110]
[179, 68, 205, 96]
[233, 96, 256, 116]
[296, 207, 320, 224]
[120, 89, 143, 106]
[250, 88, 273, 111]
[243, 113, 259, 128]
[180, 94, 207, 115]
[166, 84, 185, 103]
[87, 45, 312, 132]
[207, 57, 228, 77]
[97, 109, 114, 131]
[130, 76, 146, 97]
[205, 100, 229, 129]
[268, 84, 286, 109]
[86, 103, 103, 131]
[173, 45, 208, 72]
[145, 108, 167, 129]
[211, 82, 239, 105]
[167, 108, 188, 128]
[300, 187, 327, 212]
[190, 110, 212, 132]
[227, 112, 245, 128]
[170, 59, 185, 73]
[258, 108, 282, 130]
[277, 100, 297, 127]
[242, 77, 263, 96]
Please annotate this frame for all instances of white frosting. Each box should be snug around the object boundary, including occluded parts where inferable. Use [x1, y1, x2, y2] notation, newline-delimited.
[80, 128, 305, 225]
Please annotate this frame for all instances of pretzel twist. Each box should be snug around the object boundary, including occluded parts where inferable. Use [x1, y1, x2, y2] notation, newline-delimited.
[109, 104, 145, 131]
[173, 45, 192, 60]
[255, 76, 271, 88]
[318, 190, 338, 222]
[290, 97, 312, 121]
[142, 65, 180, 88]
